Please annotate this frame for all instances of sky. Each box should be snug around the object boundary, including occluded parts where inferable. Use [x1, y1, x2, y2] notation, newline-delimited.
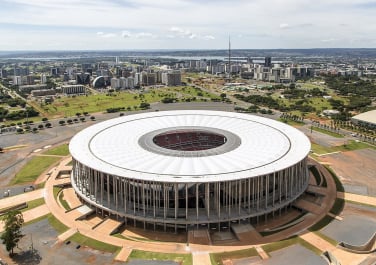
[0, 0, 376, 50]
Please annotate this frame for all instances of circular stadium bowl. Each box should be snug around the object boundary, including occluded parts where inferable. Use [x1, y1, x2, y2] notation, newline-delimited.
[69, 110, 311, 231]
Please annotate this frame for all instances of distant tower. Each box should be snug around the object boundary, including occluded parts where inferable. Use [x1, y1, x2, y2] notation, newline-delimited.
[265, 56, 272, 67]
[228, 36, 231, 82]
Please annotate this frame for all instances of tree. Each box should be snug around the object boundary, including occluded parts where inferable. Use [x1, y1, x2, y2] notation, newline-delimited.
[80, 117, 85, 122]
[59, 120, 65, 126]
[90, 116, 95, 121]
[0, 210, 24, 255]
[42, 117, 48, 122]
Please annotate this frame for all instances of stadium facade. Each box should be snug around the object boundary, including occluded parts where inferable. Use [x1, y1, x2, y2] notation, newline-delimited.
[70, 110, 311, 231]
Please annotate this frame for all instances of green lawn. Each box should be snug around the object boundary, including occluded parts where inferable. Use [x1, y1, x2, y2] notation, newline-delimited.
[58, 190, 71, 211]
[129, 250, 192, 265]
[311, 127, 344, 138]
[278, 118, 305, 127]
[47, 213, 69, 233]
[43, 144, 70, 156]
[31, 87, 220, 119]
[67, 233, 121, 253]
[21, 197, 45, 212]
[311, 140, 373, 155]
[11, 156, 61, 185]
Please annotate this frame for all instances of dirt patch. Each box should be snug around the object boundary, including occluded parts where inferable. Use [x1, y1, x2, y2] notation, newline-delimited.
[318, 148, 376, 196]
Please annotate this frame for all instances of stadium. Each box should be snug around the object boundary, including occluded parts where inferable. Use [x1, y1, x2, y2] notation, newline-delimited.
[69, 110, 311, 231]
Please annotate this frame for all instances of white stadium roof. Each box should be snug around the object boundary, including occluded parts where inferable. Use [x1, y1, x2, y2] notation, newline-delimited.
[69, 110, 311, 183]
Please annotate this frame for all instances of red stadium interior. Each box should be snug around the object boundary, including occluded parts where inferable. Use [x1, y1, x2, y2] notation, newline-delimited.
[153, 130, 226, 151]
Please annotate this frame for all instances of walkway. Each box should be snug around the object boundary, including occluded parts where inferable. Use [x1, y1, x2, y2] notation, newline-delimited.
[337, 192, 376, 206]
[0, 189, 44, 210]
[301, 232, 369, 265]
[0, 204, 50, 232]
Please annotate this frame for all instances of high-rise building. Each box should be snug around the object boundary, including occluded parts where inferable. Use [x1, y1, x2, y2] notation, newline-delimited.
[13, 76, 22, 86]
[161, 71, 182, 86]
[264, 57, 272, 67]
[76, 73, 91, 85]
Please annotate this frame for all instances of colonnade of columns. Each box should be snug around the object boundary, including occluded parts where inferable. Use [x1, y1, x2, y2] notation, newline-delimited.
[71, 158, 309, 230]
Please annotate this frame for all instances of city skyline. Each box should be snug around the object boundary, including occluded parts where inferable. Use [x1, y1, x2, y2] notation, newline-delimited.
[0, 0, 376, 51]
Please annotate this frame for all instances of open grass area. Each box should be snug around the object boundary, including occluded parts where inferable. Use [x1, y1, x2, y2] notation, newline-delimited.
[43, 143, 69, 156]
[278, 118, 305, 127]
[22, 197, 45, 212]
[210, 248, 258, 265]
[129, 250, 192, 265]
[311, 127, 344, 138]
[67, 232, 120, 253]
[311, 140, 372, 155]
[11, 156, 61, 185]
[30, 87, 220, 119]
[58, 191, 71, 211]
[47, 213, 69, 233]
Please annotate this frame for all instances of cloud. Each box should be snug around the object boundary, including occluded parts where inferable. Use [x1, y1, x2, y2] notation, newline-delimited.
[121, 30, 131, 38]
[134, 32, 156, 38]
[279, 23, 290, 29]
[169, 26, 215, 40]
[97, 32, 117, 38]
[121, 30, 156, 39]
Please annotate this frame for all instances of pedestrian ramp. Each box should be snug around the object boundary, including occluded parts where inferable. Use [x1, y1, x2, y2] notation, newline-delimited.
[293, 199, 322, 215]
[232, 224, 262, 243]
[66, 205, 94, 220]
[92, 218, 123, 235]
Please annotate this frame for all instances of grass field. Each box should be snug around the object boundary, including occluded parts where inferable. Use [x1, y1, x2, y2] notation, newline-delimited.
[278, 118, 305, 127]
[311, 140, 372, 155]
[129, 250, 192, 265]
[43, 143, 69, 156]
[22, 197, 45, 212]
[47, 213, 69, 233]
[311, 127, 344, 138]
[30, 87, 220, 119]
[66, 232, 120, 253]
[11, 156, 61, 185]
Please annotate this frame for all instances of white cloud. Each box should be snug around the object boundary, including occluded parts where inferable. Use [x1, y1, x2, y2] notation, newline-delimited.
[121, 31, 156, 39]
[169, 27, 214, 40]
[0, 0, 375, 49]
[279, 23, 290, 29]
[121, 31, 132, 38]
[134, 32, 156, 39]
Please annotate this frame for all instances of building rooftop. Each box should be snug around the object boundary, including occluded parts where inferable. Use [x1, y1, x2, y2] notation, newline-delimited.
[352, 110, 376, 125]
[69, 110, 311, 183]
